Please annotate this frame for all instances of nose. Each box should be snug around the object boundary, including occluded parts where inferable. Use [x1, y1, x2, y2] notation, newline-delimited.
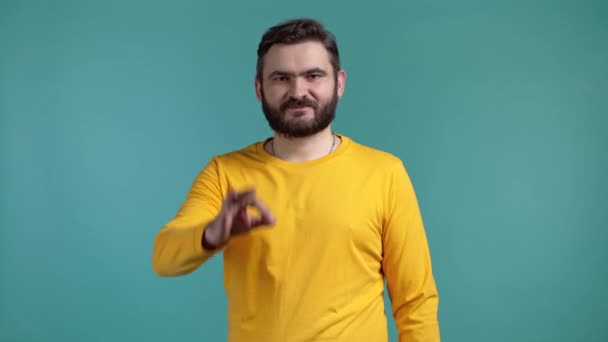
[289, 77, 308, 99]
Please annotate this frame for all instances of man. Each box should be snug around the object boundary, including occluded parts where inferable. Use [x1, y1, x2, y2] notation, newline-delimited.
[152, 18, 440, 342]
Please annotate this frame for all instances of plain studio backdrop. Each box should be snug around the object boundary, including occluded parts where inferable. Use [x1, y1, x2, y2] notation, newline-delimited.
[1, 0, 606, 341]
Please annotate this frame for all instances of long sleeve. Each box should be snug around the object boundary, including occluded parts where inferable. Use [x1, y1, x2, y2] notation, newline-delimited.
[152, 157, 224, 277]
[382, 160, 440, 341]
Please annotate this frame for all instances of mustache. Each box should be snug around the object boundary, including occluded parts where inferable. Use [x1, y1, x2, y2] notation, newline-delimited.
[280, 98, 318, 112]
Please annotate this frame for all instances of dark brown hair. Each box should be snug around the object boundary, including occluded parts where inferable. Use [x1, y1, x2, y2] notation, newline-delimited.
[256, 18, 341, 82]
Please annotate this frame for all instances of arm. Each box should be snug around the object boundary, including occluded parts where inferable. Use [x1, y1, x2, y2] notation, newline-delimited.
[152, 157, 224, 277]
[382, 160, 440, 341]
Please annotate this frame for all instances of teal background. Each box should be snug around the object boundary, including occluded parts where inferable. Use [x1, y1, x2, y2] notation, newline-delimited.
[1, 0, 607, 341]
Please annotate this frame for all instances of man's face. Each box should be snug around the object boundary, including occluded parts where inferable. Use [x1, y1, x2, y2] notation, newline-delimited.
[256, 41, 346, 138]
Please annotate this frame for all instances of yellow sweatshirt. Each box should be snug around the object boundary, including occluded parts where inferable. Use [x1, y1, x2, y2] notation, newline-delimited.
[152, 134, 440, 342]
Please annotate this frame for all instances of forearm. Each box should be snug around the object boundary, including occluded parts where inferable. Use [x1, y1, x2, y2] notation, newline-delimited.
[395, 285, 440, 342]
[152, 221, 218, 276]
[383, 159, 441, 341]
[388, 233, 440, 342]
[151, 157, 225, 276]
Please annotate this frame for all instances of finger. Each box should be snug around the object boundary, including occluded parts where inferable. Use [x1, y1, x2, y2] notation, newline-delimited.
[230, 189, 275, 227]
[222, 210, 233, 236]
[239, 206, 250, 226]
[236, 189, 257, 205]
[222, 188, 251, 217]
[235, 192, 275, 225]
[223, 189, 255, 214]
[229, 186, 255, 199]
[222, 189, 238, 209]
[251, 198, 275, 225]
[249, 215, 275, 228]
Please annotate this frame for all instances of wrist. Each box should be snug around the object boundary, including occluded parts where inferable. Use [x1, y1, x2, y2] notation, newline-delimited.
[202, 224, 220, 250]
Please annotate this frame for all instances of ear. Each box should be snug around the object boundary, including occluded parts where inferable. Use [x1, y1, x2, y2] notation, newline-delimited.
[336, 69, 346, 99]
[255, 76, 263, 102]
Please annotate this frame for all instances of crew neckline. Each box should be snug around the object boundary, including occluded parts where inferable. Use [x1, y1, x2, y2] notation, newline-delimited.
[256, 133, 351, 168]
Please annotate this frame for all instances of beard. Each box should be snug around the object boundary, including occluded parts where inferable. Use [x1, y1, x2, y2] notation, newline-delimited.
[261, 87, 338, 138]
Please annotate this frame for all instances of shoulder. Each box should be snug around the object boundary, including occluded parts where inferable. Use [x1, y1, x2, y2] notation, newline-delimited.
[205, 140, 267, 169]
[341, 135, 417, 200]
[341, 135, 406, 170]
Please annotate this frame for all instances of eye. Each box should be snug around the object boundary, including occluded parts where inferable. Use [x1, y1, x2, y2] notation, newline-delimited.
[307, 74, 322, 80]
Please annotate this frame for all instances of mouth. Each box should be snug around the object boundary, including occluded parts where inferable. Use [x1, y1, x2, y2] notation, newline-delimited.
[287, 105, 312, 110]
[281, 99, 317, 112]
[285, 106, 314, 118]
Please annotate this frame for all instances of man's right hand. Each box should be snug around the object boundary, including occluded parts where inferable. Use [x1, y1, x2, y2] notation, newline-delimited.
[203, 188, 276, 249]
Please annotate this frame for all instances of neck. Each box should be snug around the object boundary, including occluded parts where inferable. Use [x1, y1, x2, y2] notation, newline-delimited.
[268, 127, 339, 162]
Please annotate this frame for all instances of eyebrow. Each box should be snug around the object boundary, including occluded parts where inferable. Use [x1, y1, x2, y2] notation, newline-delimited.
[267, 68, 328, 79]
